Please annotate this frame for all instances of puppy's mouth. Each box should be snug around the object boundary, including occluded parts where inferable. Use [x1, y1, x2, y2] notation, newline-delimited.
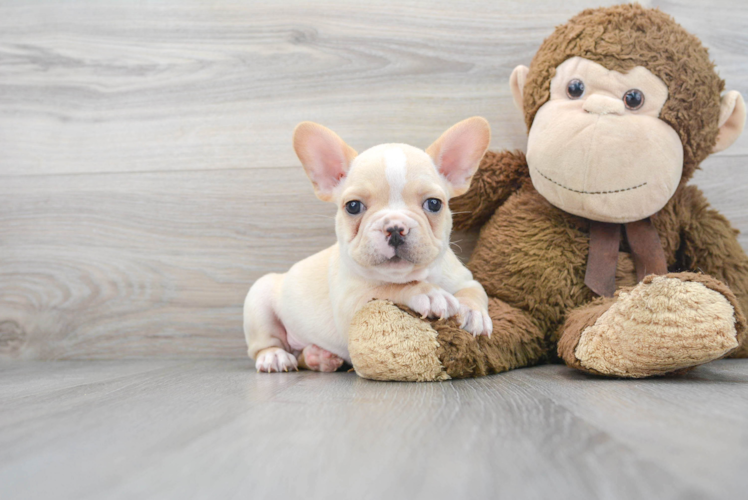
[378, 251, 413, 266]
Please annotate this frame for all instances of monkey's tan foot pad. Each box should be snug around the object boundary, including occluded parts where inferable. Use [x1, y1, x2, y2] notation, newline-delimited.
[575, 273, 744, 378]
[298, 344, 345, 372]
[349, 300, 451, 382]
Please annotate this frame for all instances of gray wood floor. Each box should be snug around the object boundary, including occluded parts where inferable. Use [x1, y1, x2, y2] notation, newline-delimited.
[2, 359, 747, 500]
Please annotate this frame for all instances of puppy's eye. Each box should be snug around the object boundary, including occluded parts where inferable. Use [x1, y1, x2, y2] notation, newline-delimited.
[345, 200, 364, 215]
[566, 79, 585, 99]
[623, 89, 644, 110]
[423, 198, 442, 213]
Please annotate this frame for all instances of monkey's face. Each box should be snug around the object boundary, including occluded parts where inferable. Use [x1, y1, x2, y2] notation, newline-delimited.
[526, 57, 683, 223]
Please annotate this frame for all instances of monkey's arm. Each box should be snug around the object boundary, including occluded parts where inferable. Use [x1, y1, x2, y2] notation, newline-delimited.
[679, 186, 748, 356]
[450, 150, 530, 231]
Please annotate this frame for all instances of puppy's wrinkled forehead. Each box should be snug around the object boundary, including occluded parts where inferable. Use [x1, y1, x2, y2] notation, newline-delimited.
[343, 143, 444, 204]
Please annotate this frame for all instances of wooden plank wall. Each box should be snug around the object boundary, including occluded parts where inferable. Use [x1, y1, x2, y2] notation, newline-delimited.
[1, 0, 746, 360]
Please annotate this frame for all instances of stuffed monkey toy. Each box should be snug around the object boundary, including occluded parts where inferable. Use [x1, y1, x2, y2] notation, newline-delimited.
[347, 3, 748, 381]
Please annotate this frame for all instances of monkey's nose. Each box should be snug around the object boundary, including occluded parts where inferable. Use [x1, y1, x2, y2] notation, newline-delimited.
[583, 94, 625, 116]
[386, 226, 406, 248]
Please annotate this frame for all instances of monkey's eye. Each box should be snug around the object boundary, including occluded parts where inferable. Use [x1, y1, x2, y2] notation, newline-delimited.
[623, 89, 645, 110]
[566, 79, 585, 99]
[345, 200, 364, 215]
[423, 198, 442, 213]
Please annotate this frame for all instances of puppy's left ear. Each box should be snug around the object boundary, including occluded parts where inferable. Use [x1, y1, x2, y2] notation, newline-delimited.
[426, 116, 491, 197]
[294, 122, 358, 201]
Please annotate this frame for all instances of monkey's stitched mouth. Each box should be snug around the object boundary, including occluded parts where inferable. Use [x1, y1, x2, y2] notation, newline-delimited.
[532, 167, 647, 195]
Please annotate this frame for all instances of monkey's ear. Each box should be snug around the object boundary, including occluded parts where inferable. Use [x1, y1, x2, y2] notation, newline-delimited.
[427, 116, 491, 197]
[510, 65, 530, 112]
[293, 122, 357, 201]
[714, 91, 746, 153]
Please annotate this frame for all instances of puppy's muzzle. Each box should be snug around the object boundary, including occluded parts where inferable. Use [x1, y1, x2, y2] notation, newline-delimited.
[386, 226, 406, 248]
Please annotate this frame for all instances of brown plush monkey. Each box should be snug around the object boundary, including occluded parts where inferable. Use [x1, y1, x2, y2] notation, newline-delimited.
[347, 4, 748, 381]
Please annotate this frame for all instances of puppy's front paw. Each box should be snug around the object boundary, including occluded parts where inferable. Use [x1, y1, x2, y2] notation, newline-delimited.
[301, 344, 345, 372]
[458, 303, 492, 336]
[407, 287, 460, 320]
[256, 347, 299, 373]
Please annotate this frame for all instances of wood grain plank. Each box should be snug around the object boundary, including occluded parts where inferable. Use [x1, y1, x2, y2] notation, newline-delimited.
[0, 359, 189, 402]
[0, 168, 336, 359]
[1, 0, 717, 178]
[513, 362, 748, 497]
[6, 360, 746, 499]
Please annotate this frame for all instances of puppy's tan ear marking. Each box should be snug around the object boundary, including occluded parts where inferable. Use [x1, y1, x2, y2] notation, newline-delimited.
[293, 122, 358, 201]
[714, 91, 746, 153]
[426, 116, 491, 197]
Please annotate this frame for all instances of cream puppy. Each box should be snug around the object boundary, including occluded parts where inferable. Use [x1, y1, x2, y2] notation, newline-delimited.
[244, 117, 493, 373]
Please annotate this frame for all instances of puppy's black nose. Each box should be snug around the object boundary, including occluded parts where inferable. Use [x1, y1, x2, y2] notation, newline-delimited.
[386, 226, 405, 248]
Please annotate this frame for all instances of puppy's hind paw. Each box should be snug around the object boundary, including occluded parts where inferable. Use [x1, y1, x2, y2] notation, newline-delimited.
[300, 344, 345, 372]
[255, 348, 299, 373]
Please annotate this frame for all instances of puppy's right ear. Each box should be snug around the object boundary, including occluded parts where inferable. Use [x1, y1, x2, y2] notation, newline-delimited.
[293, 122, 358, 201]
[426, 116, 491, 197]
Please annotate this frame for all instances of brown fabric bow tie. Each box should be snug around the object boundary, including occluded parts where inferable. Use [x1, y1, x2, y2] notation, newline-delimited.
[584, 218, 668, 297]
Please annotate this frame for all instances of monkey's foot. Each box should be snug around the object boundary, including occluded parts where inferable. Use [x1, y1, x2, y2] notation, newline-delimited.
[349, 301, 450, 382]
[572, 273, 743, 378]
[349, 299, 545, 381]
[298, 344, 345, 372]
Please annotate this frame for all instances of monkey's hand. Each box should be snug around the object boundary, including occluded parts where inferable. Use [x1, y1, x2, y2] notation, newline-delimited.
[450, 150, 530, 231]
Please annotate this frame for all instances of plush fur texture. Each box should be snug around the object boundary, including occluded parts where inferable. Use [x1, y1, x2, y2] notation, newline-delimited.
[352, 298, 546, 381]
[569, 273, 745, 378]
[349, 300, 449, 382]
[347, 4, 748, 381]
[522, 3, 723, 182]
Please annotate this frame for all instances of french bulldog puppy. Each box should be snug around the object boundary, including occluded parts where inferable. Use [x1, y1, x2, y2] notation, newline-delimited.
[244, 117, 493, 372]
